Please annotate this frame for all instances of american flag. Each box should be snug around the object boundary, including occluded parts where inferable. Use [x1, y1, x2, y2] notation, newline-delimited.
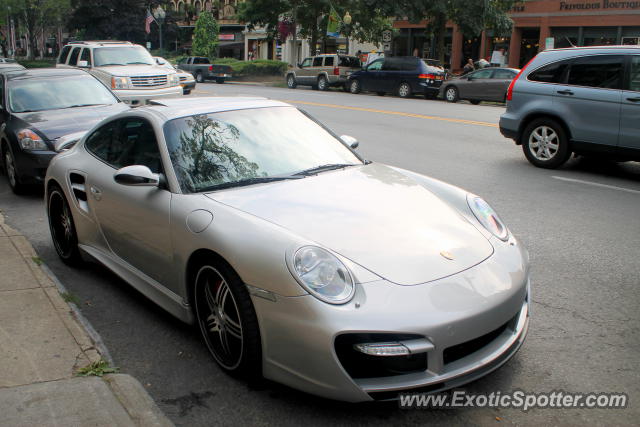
[145, 9, 155, 34]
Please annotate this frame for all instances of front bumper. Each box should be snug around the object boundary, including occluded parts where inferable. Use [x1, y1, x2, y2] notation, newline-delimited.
[419, 80, 443, 94]
[113, 86, 183, 105]
[12, 149, 57, 184]
[251, 236, 530, 402]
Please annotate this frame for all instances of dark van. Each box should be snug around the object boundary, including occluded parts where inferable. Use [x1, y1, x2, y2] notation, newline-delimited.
[347, 56, 445, 99]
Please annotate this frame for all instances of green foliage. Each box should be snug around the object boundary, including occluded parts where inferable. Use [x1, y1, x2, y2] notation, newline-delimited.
[192, 11, 219, 60]
[212, 58, 288, 76]
[19, 60, 56, 68]
[60, 292, 81, 305]
[76, 359, 119, 377]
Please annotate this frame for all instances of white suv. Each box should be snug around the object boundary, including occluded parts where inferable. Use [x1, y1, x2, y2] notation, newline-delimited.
[57, 41, 182, 105]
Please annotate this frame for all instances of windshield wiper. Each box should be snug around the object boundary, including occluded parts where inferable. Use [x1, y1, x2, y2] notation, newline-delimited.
[126, 61, 152, 65]
[197, 175, 304, 192]
[61, 104, 106, 109]
[97, 63, 125, 66]
[293, 163, 357, 176]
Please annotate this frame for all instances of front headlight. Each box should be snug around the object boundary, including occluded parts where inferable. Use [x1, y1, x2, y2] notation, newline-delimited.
[17, 129, 48, 151]
[111, 76, 129, 89]
[292, 246, 355, 304]
[467, 195, 509, 241]
[168, 73, 179, 86]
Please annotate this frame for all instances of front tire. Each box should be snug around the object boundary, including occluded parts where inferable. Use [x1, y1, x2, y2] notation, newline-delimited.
[445, 86, 459, 103]
[194, 262, 261, 378]
[349, 79, 361, 94]
[47, 184, 83, 266]
[522, 118, 571, 169]
[286, 74, 297, 89]
[397, 82, 411, 98]
[3, 146, 26, 194]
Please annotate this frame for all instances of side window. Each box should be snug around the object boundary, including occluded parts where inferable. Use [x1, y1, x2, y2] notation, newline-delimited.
[528, 60, 571, 83]
[567, 55, 623, 89]
[312, 57, 323, 67]
[492, 69, 516, 79]
[0, 77, 4, 108]
[471, 69, 492, 79]
[58, 46, 71, 64]
[324, 56, 334, 67]
[194, 57, 209, 64]
[381, 59, 399, 71]
[68, 47, 81, 66]
[300, 58, 312, 68]
[367, 59, 383, 71]
[178, 58, 187, 64]
[80, 48, 92, 66]
[630, 56, 640, 92]
[85, 121, 117, 164]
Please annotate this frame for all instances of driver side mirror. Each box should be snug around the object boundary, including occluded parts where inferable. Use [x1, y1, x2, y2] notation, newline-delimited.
[77, 60, 89, 68]
[114, 165, 160, 187]
[340, 135, 359, 149]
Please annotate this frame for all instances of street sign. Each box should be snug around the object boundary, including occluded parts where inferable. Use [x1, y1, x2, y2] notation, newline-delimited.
[382, 30, 392, 43]
[383, 42, 391, 51]
[545, 37, 554, 50]
[146, 42, 151, 49]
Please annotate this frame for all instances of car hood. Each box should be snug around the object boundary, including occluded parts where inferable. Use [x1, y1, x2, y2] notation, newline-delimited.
[97, 64, 175, 76]
[206, 163, 494, 285]
[14, 103, 129, 141]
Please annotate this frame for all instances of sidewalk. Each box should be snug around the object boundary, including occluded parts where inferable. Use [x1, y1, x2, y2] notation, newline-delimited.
[0, 212, 173, 427]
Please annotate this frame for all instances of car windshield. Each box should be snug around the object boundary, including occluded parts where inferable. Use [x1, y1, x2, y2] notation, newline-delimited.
[8, 75, 118, 113]
[164, 107, 362, 193]
[94, 46, 154, 66]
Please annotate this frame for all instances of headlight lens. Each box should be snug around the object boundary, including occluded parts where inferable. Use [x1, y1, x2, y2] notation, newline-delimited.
[292, 246, 355, 304]
[111, 76, 129, 89]
[467, 195, 509, 241]
[168, 73, 179, 86]
[17, 129, 47, 151]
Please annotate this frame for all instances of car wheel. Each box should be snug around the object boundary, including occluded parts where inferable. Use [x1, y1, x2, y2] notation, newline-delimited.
[397, 82, 411, 98]
[196, 72, 204, 83]
[194, 262, 261, 378]
[47, 184, 83, 266]
[287, 74, 297, 89]
[216, 78, 225, 84]
[376, 91, 385, 96]
[3, 146, 26, 194]
[349, 79, 361, 94]
[522, 118, 571, 169]
[469, 99, 481, 105]
[317, 76, 329, 91]
[445, 86, 459, 103]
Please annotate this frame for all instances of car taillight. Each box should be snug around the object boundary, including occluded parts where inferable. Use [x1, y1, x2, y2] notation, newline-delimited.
[506, 57, 535, 101]
[208, 65, 213, 71]
[333, 66, 340, 76]
[419, 73, 436, 79]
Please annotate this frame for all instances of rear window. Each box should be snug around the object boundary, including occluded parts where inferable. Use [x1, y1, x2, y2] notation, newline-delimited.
[194, 57, 210, 64]
[566, 55, 623, 89]
[382, 57, 417, 71]
[339, 56, 361, 68]
[527, 60, 571, 83]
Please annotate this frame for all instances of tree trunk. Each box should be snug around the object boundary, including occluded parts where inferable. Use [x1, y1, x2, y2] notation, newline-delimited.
[435, 13, 446, 64]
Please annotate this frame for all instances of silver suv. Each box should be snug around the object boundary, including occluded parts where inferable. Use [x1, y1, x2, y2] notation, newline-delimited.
[499, 46, 640, 168]
[57, 41, 182, 106]
[286, 54, 361, 91]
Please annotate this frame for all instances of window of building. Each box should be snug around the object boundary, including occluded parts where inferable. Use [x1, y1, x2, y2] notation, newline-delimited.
[527, 60, 571, 83]
[567, 55, 623, 89]
[312, 57, 323, 67]
[582, 27, 617, 47]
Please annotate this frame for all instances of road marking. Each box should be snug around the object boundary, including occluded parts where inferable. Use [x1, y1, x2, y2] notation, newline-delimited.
[552, 176, 640, 194]
[279, 99, 499, 128]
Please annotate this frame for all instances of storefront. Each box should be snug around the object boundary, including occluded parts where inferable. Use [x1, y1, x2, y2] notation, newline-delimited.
[393, 0, 640, 71]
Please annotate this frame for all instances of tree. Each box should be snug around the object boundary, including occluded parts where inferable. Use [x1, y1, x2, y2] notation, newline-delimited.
[192, 10, 219, 59]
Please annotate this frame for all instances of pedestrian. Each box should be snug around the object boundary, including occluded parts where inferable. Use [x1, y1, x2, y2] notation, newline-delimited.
[462, 58, 474, 75]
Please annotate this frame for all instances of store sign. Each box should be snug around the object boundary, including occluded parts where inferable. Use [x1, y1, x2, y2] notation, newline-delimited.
[219, 34, 235, 41]
[559, 0, 640, 10]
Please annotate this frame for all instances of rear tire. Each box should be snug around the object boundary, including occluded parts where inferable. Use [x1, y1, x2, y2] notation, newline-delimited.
[349, 79, 361, 94]
[445, 86, 459, 103]
[397, 82, 411, 98]
[47, 184, 83, 266]
[193, 261, 261, 379]
[196, 72, 204, 83]
[469, 99, 481, 105]
[286, 74, 297, 89]
[522, 118, 571, 169]
[317, 75, 329, 91]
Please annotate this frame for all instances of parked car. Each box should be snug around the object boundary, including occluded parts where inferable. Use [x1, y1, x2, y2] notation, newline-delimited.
[441, 67, 519, 104]
[348, 56, 445, 98]
[154, 56, 196, 95]
[45, 96, 529, 402]
[56, 41, 182, 106]
[0, 58, 19, 63]
[0, 68, 129, 193]
[177, 56, 232, 83]
[0, 62, 26, 73]
[286, 54, 361, 91]
[500, 46, 640, 168]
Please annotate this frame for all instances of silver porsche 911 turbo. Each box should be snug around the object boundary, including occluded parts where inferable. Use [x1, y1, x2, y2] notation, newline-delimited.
[45, 97, 529, 402]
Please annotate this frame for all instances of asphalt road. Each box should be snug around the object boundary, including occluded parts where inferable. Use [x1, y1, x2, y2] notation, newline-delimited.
[1, 82, 639, 426]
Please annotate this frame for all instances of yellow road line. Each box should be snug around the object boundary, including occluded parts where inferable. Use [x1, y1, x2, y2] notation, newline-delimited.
[280, 99, 499, 128]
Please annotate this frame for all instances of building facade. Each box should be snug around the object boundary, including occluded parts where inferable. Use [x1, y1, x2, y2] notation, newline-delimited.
[393, 0, 640, 70]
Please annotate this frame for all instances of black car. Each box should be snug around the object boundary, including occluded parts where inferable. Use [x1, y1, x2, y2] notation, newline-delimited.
[0, 68, 129, 193]
[348, 56, 445, 99]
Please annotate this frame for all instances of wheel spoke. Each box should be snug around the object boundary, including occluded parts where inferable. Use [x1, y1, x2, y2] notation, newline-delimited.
[224, 316, 242, 339]
[204, 281, 217, 312]
[215, 280, 228, 308]
[206, 313, 219, 333]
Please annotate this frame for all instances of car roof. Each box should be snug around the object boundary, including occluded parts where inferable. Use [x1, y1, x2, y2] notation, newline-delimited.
[67, 40, 134, 47]
[547, 45, 640, 53]
[4, 67, 90, 81]
[141, 97, 293, 121]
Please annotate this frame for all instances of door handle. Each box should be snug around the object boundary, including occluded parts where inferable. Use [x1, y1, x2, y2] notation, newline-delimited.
[90, 186, 102, 201]
[626, 97, 640, 102]
[557, 90, 574, 95]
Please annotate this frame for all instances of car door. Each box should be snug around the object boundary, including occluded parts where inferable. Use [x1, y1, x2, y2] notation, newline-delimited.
[297, 57, 313, 84]
[619, 55, 640, 150]
[486, 69, 517, 101]
[361, 58, 383, 92]
[553, 54, 623, 146]
[83, 117, 173, 286]
[460, 69, 493, 100]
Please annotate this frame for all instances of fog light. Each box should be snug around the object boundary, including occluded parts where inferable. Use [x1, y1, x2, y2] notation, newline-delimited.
[354, 342, 410, 356]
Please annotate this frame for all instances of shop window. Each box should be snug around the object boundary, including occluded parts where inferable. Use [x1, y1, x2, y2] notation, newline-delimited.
[527, 60, 570, 83]
[567, 55, 623, 89]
